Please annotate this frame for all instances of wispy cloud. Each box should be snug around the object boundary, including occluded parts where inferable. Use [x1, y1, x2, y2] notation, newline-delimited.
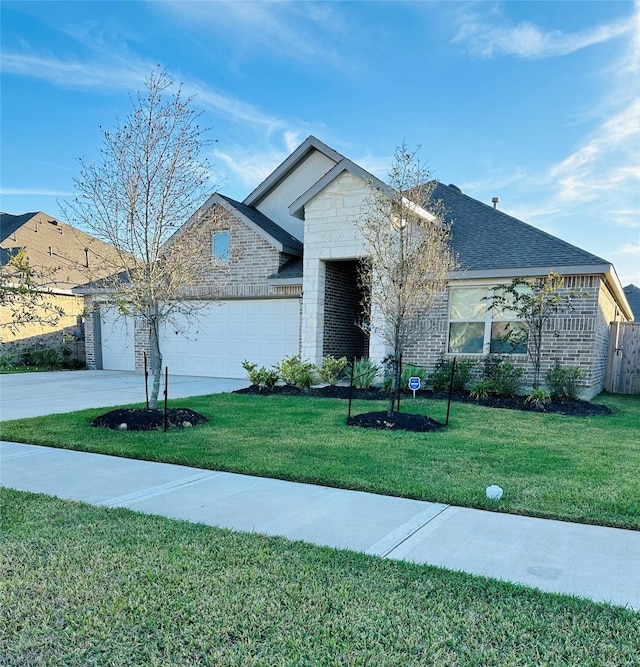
[549, 99, 640, 203]
[1, 50, 289, 132]
[150, 0, 352, 70]
[0, 187, 73, 196]
[453, 4, 633, 59]
[612, 243, 640, 255]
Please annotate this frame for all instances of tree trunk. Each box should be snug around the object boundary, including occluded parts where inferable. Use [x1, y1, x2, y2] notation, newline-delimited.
[149, 315, 162, 410]
[387, 355, 400, 417]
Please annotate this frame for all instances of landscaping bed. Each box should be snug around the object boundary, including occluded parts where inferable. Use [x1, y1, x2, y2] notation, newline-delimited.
[235, 383, 612, 416]
[90, 407, 208, 431]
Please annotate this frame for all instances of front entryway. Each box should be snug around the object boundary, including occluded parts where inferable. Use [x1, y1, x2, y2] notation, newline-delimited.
[323, 260, 369, 360]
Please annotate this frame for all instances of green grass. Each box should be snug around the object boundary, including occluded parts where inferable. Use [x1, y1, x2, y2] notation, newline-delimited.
[2, 488, 637, 666]
[1, 393, 639, 529]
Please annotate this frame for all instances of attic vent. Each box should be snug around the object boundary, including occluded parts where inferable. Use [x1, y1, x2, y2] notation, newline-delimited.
[492, 197, 500, 209]
[448, 184, 463, 194]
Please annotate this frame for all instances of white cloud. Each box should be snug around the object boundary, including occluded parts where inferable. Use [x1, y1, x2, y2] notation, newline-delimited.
[0, 187, 73, 196]
[549, 100, 640, 203]
[454, 5, 633, 59]
[1, 50, 289, 132]
[149, 0, 351, 69]
[612, 243, 640, 255]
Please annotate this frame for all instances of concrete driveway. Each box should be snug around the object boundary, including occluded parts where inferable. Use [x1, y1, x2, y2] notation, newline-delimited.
[0, 370, 249, 420]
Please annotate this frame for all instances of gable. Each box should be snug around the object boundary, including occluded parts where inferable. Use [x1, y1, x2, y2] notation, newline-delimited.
[243, 136, 343, 240]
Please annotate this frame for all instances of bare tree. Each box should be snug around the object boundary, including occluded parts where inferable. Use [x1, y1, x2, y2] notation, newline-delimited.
[0, 249, 64, 336]
[67, 68, 222, 408]
[358, 144, 455, 416]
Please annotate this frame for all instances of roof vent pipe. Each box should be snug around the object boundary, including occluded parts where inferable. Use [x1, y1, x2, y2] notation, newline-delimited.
[492, 197, 500, 209]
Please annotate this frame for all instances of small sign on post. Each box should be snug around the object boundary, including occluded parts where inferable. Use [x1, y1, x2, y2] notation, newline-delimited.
[408, 376, 421, 398]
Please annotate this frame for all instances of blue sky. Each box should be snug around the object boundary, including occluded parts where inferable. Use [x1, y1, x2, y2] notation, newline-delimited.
[2, 0, 638, 285]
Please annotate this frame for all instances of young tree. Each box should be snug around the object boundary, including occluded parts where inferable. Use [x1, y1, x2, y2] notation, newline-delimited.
[0, 249, 64, 336]
[67, 68, 221, 408]
[358, 144, 455, 417]
[489, 272, 585, 388]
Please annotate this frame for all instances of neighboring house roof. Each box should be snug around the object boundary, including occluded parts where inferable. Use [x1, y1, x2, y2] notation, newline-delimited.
[432, 183, 610, 276]
[0, 211, 121, 292]
[0, 212, 39, 242]
[218, 195, 303, 255]
[623, 284, 640, 321]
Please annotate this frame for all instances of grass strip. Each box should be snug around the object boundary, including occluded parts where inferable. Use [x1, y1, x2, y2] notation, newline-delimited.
[1, 393, 638, 529]
[1, 488, 638, 666]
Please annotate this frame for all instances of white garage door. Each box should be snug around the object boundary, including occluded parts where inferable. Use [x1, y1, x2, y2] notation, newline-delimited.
[100, 306, 135, 371]
[160, 299, 300, 378]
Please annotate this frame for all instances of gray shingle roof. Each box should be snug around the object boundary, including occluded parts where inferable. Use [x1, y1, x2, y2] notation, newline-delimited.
[219, 195, 303, 254]
[623, 284, 640, 321]
[433, 183, 608, 272]
[267, 257, 303, 280]
[0, 212, 38, 242]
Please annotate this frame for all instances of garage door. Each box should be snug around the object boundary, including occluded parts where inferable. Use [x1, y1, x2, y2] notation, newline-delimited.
[160, 299, 300, 378]
[100, 306, 135, 371]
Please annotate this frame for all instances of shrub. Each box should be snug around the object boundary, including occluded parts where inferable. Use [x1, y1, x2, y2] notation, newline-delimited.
[348, 358, 379, 389]
[546, 362, 582, 402]
[316, 356, 348, 386]
[469, 379, 493, 400]
[487, 362, 524, 397]
[382, 364, 429, 393]
[525, 387, 551, 411]
[277, 356, 317, 389]
[29, 348, 63, 370]
[241, 360, 280, 389]
[428, 358, 476, 392]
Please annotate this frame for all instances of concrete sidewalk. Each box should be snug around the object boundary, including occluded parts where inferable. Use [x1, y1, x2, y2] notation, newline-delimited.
[2, 440, 638, 610]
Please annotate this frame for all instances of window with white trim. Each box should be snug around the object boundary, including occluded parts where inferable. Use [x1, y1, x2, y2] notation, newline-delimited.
[448, 286, 529, 354]
[212, 231, 230, 263]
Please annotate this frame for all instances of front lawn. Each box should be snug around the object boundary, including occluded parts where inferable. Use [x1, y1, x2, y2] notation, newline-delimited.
[1, 393, 638, 529]
[2, 489, 637, 666]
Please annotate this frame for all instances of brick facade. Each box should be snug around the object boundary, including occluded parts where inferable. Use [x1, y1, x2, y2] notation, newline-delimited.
[322, 260, 368, 360]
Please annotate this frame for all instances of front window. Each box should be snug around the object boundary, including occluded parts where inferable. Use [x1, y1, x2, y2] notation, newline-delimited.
[212, 231, 230, 263]
[448, 286, 528, 354]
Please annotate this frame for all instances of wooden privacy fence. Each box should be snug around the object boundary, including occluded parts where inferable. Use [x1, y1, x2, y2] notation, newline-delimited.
[605, 322, 640, 394]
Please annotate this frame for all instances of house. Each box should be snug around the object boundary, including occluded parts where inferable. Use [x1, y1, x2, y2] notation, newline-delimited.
[0, 211, 121, 359]
[623, 285, 639, 322]
[78, 136, 633, 398]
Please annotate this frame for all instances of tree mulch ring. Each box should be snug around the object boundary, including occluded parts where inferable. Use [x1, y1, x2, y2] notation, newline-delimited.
[90, 408, 208, 431]
[234, 384, 612, 416]
[347, 411, 444, 432]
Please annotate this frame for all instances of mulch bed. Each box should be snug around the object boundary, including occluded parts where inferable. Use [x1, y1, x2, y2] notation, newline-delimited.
[234, 384, 612, 417]
[90, 408, 208, 432]
[347, 411, 444, 432]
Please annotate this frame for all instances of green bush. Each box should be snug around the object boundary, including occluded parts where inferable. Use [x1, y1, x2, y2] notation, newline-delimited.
[29, 348, 63, 370]
[469, 379, 493, 400]
[277, 356, 317, 389]
[382, 364, 429, 393]
[241, 360, 280, 389]
[348, 358, 379, 389]
[316, 356, 348, 386]
[525, 387, 551, 411]
[486, 362, 524, 397]
[428, 358, 476, 392]
[546, 362, 582, 402]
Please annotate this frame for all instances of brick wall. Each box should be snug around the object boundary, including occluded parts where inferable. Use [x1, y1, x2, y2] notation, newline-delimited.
[322, 260, 368, 359]
[400, 275, 616, 398]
